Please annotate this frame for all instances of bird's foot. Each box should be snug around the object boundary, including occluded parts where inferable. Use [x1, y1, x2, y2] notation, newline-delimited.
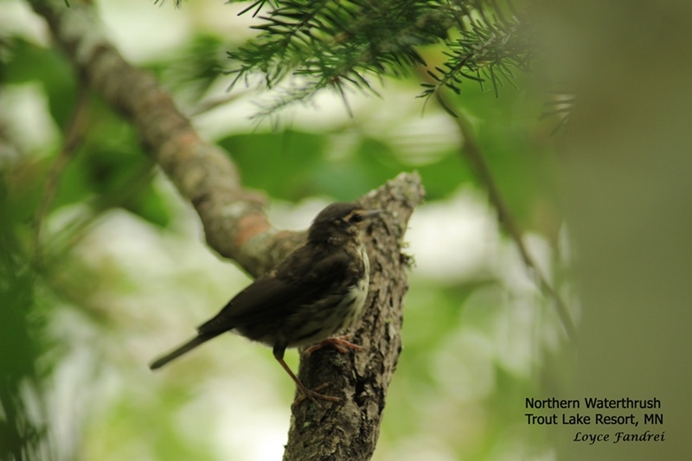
[292, 336, 361, 405]
[293, 383, 340, 406]
[304, 335, 362, 355]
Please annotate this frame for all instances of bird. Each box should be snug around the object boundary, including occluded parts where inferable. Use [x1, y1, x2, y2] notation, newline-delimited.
[149, 202, 380, 403]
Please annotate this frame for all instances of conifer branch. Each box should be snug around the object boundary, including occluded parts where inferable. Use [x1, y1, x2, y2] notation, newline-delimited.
[433, 87, 577, 341]
[222, 0, 530, 115]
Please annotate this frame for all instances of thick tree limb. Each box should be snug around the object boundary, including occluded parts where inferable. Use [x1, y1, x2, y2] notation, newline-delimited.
[29, 0, 296, 278]
[285, 174, 422, 461]
[29, 1, 425, 459]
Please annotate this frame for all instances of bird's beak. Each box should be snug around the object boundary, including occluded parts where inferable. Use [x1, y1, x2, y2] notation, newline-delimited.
[361, 209, 382, 220]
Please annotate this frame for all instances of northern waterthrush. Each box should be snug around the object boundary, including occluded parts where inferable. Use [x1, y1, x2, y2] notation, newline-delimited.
[150, 202, 380, 403]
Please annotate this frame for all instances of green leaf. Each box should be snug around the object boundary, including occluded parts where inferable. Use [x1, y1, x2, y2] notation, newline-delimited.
[2, 38, 77, 129]
[218, 131, 326, 200]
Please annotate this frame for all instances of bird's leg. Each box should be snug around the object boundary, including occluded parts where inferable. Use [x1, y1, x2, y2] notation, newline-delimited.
[304, 335, 362, 355]
[273, 345, 340, 405]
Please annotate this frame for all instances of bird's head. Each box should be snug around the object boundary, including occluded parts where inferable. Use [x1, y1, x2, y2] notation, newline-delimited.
[308, 202, 381, 245]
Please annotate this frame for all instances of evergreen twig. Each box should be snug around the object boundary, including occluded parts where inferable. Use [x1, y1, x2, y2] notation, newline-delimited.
[222, 0, 530, 115]
[433, 86, 577, 341]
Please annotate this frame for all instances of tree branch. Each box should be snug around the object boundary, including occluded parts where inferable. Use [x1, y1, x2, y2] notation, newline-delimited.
[285, 173, 423, 461]
[33, 80, 90, 261]
[29, 0, 294, 278]
[435, 89, 577, 341]
[29, 2, 425, 459]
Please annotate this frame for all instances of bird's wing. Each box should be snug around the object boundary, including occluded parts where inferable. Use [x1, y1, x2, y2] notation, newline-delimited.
[197, 247, 351, 334]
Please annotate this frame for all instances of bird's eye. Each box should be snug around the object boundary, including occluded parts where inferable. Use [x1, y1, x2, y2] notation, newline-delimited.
[349, 213, 363, 223]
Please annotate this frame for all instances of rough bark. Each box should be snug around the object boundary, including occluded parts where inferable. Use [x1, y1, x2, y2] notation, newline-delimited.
[29, 0, 300, 278]
[29, 1, 425, 459]
[284, 175, 422, 461]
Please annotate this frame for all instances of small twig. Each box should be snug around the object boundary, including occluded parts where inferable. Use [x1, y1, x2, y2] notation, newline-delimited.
[33, 82, 90, 261]
[187, 89, 251, 117]
[39, 162, 157, 267]
[436, 88, 577, 342]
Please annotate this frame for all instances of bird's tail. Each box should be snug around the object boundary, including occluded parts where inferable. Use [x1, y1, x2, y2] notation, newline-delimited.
[149, 332, 222, 370]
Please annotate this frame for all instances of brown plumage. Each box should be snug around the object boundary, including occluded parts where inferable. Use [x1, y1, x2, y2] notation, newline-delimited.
[150, 202, 380, 403]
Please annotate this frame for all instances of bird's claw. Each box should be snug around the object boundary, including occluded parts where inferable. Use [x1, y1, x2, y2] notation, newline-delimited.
[304, 336, 362, 355]
[293, 383, 340, 406]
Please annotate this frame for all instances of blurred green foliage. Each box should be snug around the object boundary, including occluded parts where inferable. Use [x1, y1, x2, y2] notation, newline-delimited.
[3, 37, 170, 229]
[0, 178, 51, 460]
[220, 131, 470, 201]
[0, 3, 563, 460]
[2, 38, 76, 131]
